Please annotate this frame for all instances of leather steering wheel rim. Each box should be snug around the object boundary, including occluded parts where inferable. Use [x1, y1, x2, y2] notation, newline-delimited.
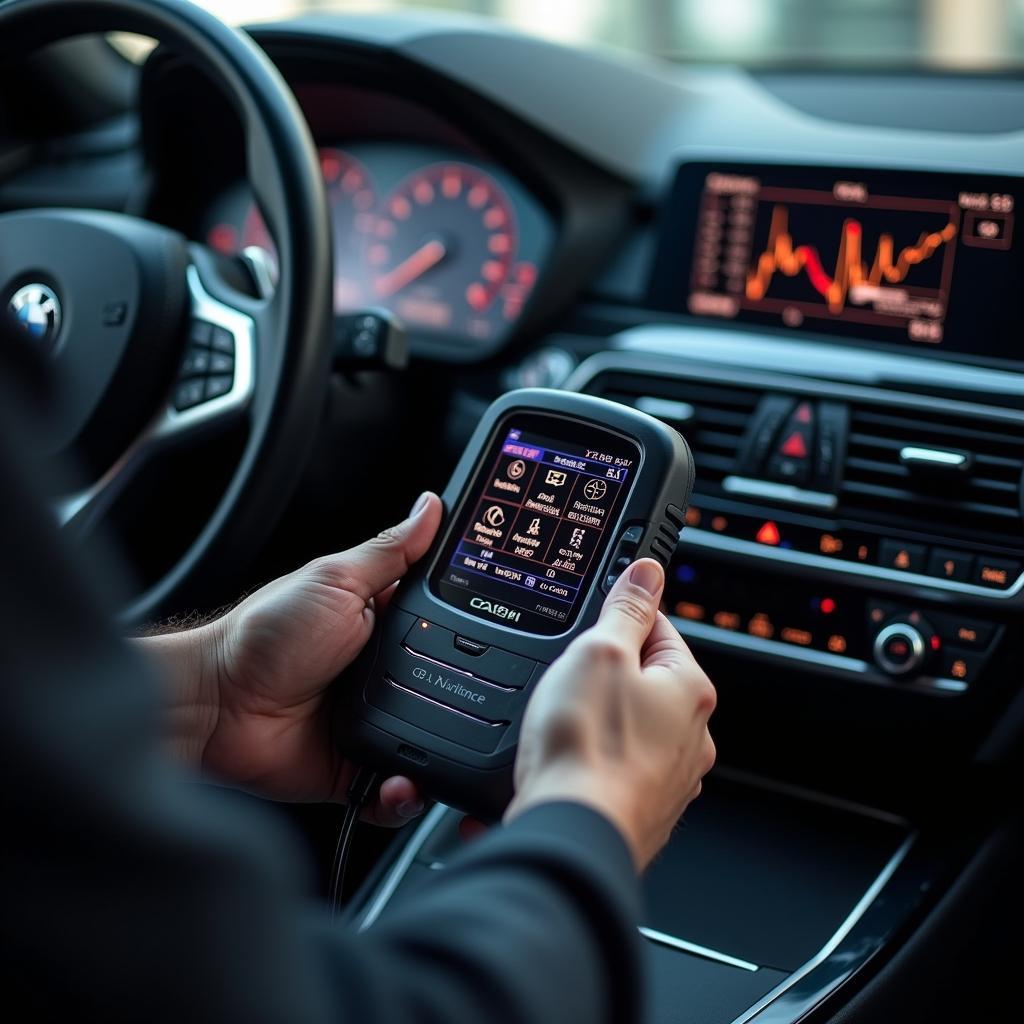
[0, 0, 333, 624]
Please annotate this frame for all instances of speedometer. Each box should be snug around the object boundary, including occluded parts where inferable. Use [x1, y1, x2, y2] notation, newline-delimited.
[367, 162, 531, 342]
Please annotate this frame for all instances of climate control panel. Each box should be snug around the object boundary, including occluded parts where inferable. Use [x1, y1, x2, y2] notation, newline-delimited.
[665, 553, 1003, 694]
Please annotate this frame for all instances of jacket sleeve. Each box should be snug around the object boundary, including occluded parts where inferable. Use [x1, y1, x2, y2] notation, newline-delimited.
[0, 334, 643, 1024]
[313, 802, 644, 1024]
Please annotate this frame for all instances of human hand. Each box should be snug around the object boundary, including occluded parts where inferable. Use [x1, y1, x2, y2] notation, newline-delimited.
[168, 492, 443, 825]
[505, 558, 716, 870]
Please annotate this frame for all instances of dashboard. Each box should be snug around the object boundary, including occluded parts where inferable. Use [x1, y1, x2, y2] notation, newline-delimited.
[2, 15, 1023, 1024]
[201, 141, 550, 351]
[104, 13, 1023, 749]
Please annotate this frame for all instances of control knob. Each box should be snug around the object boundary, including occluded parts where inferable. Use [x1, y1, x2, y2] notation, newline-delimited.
[873, 621, 930, 677]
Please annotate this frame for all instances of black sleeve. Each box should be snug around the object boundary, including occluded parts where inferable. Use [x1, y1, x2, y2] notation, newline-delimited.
[0, 336, 643, 1024]
[314, 803, 644, 1024]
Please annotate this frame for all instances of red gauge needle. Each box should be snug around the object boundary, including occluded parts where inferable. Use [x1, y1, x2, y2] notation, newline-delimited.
[375, 237, 447, 298]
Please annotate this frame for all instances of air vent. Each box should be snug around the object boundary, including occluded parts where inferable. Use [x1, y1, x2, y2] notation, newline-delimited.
[841, 405, 1024, 550]
[581, 372, 759, 491]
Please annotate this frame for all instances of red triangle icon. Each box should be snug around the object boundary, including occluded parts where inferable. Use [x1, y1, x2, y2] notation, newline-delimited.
[780, 431, 808, 458]
[756, 521, 781, 545]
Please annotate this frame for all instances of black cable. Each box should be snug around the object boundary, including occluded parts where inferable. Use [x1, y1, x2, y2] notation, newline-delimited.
[328, 766, 378, 921]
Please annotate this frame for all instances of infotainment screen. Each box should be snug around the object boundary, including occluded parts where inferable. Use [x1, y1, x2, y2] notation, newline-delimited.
[650, 162, 1024, 362]
[430, 414, 639, 636]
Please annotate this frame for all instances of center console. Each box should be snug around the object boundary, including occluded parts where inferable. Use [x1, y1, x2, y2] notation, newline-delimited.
[354, 158, 1024, 1024]
[572, 159, 1024, 705]
[352, 772, 929, 1024]
[573, 340, 1022, 700]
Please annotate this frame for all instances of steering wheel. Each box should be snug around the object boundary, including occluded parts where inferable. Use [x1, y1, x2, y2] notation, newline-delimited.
[0, 0, 332, 623]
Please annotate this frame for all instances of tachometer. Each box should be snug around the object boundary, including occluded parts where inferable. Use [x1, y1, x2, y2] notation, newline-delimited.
[367, 162, 523, 341]
[206, 147, 376, 312]
[318, 147, 376, 311]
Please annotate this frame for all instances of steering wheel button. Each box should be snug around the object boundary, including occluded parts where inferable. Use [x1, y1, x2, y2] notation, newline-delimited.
[179, 347, 211, 377]
[189, 319, 213, 346]
[209, 326, 235, 354]
[208, 351, 234, 375]
[352, 328, 379, 358]
[204, 375, 233, 401]
[172, 379, 205, 411]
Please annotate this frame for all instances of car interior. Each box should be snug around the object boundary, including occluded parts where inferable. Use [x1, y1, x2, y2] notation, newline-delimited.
[1, 1, 1021, 1021]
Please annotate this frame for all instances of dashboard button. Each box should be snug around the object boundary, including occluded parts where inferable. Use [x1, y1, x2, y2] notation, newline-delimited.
[937, 648, 983, 686]
[738, 395, 794, 473]
[878, 539, 927, 574]
[866, 599, 901, 628]
[927, 548, 974, 582]
[844, 533, 877, 564]
[928, 612, 996, 651]
[974, 557, 1021, 588]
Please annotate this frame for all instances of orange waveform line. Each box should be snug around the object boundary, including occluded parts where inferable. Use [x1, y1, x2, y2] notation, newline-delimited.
[745, 205, 958, 314]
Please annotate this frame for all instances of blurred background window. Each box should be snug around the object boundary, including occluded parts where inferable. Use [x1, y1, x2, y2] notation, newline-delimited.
[123, 1, 1024, 68]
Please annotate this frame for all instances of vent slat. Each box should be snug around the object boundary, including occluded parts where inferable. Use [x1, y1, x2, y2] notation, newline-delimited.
[694, 430, 744, 451]
[584, 374, 1024, 549]
[585, 373, 758, 492]
[839, 481, 1021, 522]
[851, 417, 1024, 456]
[843, 403, 1024, 548]
[691, 454, 735, 475]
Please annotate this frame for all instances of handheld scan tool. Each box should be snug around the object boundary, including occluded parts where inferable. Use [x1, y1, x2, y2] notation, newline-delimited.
[336, 388, 695, 818]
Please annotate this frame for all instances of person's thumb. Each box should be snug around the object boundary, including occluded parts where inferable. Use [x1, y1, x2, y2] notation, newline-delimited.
[319, 492, 443, 600]
[592, 558, 664, 654]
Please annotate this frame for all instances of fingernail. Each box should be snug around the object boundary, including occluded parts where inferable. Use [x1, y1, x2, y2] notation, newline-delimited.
[409, 492, 430, 518]
[629, 559, 663, 596]
[397, 798, 425, 819]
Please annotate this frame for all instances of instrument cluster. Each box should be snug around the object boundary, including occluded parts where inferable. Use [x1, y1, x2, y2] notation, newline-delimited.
[201, 142, 552, 355]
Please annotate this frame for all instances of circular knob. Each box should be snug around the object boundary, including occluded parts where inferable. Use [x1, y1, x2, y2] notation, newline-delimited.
[873, 622, 927, 677]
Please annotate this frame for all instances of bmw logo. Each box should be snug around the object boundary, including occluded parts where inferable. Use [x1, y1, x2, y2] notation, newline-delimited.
[7, 283, 62, 353]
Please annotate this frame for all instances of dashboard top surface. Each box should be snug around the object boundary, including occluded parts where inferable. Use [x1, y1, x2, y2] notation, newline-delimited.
[252, 14, 1024, 187]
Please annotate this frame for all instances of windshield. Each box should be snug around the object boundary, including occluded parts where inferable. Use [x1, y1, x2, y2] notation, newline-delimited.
[191, 1, 1024, 69]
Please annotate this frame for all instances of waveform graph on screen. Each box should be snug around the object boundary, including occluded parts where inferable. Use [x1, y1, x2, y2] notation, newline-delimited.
[688, 173, 967, 343]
